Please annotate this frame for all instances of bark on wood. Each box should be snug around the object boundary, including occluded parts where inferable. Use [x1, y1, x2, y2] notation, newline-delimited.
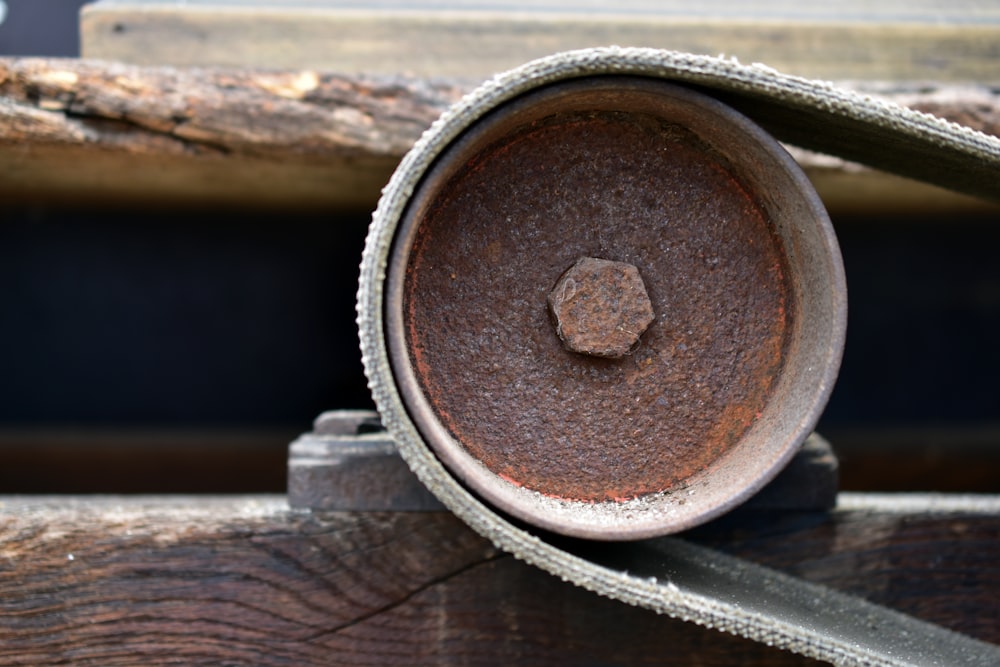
[0, 58, 466, 159]
[1, 495, 997, 665]
[2, 58, 999, 212]
[0, 58, 466, 210]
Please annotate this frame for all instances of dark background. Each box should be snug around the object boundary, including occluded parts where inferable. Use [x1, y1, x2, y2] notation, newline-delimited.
[3, 206, 999, 493]
[6, 209, 997, 429]
[0, 209, 370, 427]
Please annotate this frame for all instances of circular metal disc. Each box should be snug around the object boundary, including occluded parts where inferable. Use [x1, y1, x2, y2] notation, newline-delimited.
[384, 76, 845, 539]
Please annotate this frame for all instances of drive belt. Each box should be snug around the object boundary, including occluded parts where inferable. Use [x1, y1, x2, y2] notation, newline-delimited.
[357, 47, 1000, 666]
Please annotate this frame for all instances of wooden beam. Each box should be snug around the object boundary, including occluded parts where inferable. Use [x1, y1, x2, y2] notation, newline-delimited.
[0, 58, 464, 211]
[1, 494, 998, 665]
[81, 1, 1000, 83]
[0, 429, 293, 494]
[3, 58, 998, 213]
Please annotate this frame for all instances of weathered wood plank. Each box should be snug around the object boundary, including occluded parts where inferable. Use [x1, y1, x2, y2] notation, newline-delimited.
[81, 1, 1000, 83]
[0, 495, 997, 665]
[826, 426, 1000, 493]
[0, 58, 464, 210]
[2, 58, 998, 212]
[3, 424, 999, 495]
[0, 429, 292, 493]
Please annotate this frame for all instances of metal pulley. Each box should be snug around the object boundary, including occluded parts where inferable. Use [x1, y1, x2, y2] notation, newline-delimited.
[370, 63, 846, 540]
[358, 48, 1000, 665]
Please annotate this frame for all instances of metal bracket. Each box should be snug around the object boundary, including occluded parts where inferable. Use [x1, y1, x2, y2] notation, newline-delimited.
[288, 410, 837, 513]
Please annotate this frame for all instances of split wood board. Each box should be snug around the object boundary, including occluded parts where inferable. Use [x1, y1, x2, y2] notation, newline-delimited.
[2, 58, 998, 213]
[81, 1, 1000, 83]
[1, 494, 998, 665]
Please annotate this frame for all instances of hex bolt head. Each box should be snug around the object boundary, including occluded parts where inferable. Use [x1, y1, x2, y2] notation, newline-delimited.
[547, 257, 655, 358]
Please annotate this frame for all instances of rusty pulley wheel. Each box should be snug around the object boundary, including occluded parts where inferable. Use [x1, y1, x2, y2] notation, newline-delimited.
[373, 72, 846, 540]
[355, 48, 1000, 665]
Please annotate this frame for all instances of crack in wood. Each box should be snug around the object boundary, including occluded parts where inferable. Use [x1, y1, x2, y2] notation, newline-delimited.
[1, 496, 998, 664]
[300, 550, 508, 643]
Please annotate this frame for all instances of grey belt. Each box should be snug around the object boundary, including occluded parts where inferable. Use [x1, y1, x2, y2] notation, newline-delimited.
[357, 47, 1000, 666]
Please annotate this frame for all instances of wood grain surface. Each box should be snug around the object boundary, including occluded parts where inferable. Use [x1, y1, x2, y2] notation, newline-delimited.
[81, 1, 1000, 83]
[2, 58, 998, 212]
[1, 495, 997, 665]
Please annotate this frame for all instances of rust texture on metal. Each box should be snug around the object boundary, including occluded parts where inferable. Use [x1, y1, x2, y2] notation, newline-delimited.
[548, 256, 655, 359]
[398, 89, 791, 503]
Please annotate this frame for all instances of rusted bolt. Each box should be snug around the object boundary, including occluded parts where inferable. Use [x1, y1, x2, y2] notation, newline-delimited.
[547, 256, 655, 358]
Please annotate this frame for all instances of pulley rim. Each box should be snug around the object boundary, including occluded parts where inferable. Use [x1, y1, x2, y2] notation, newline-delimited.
[376, 73, 846, 539]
